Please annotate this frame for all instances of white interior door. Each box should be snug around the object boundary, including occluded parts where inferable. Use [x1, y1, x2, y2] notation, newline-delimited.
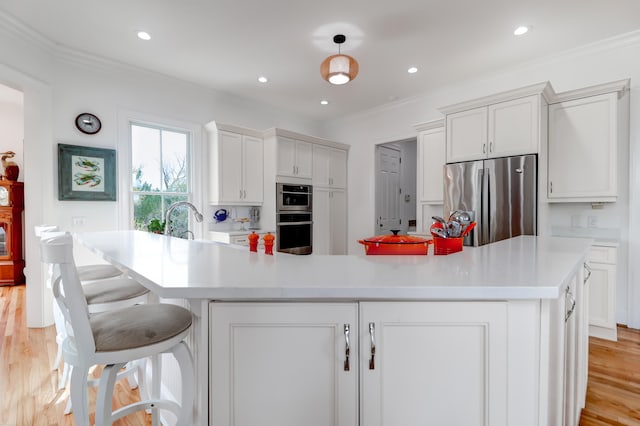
[375, 145, 401, 234]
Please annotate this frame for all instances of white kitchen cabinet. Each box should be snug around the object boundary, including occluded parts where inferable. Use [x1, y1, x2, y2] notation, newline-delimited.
[211, 301, 509, 426]
[445, 94, 540, 163]
[210, 302, 359, 426]
[277, 136, 313, 179]
[416, 121, 445, 204]
[207, 123, 264, 205]
[587, 244, 617, 341]
[313, 188, 347, 255]
[547, 91, 622, 202]
[313, 145, 347, 188]
[360, 301, 508, 426]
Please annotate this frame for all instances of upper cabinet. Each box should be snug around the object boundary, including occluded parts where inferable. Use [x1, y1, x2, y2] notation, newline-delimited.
[206, 122, 264, 206]
[547, 80, 629, 203]
[313, 145, 347, 189]
[440, 83, 553, 163]
[277, 136, 313, 180]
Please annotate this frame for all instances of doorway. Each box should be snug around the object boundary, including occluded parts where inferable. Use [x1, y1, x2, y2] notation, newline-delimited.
[374, 139, 417, 235]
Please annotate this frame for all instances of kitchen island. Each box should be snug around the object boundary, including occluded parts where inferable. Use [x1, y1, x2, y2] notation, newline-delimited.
[76, 231, 592, 426]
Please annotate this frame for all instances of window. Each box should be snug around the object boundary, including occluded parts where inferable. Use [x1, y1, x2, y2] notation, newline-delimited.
[131, 123, 192, 237]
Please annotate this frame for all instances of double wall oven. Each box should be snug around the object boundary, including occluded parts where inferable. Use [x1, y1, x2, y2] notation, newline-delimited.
[276, 183, 312, 255]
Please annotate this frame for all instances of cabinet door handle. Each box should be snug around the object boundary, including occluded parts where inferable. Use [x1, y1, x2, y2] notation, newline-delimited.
[343, 324, 350, 372]
[239, 189, 243, 199]
[584, 262, 592, 284]
[550, 181, 553, 194]
[489, 142, 493, 152]
[368, 322, 376, 370]
[565, 286, 576, 322]
[482, 143, 486, 154]
[243, 189, 247, 199]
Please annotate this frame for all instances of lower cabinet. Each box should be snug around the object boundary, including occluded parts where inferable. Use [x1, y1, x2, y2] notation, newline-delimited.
[210, 301, 509, 426]
[587, 244, 617, 341]
[360, 301, 508, 426]
[210, 303, 359, 426]
[210, 292, 587, 426]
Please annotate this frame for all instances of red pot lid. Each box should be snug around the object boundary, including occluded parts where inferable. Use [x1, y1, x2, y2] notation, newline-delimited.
[361, 230, 429, 245]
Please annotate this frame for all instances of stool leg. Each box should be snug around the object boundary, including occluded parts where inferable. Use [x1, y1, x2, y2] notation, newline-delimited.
[70, 365, 90, 426]
[151, 354, 162, 426]
[96, 362, 126, 426]
[173, 342, 195, 426]
[59, 361, 70, 391]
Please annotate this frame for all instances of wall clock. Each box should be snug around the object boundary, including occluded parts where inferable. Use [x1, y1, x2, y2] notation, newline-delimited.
[75, 113, 102, 135]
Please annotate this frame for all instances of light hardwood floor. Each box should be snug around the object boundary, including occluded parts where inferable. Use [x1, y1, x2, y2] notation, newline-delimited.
[0, 284, 150, 426]
[3, 283, 640, 425]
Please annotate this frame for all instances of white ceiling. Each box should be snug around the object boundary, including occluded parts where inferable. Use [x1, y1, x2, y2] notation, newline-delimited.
[1, 0, 639, 121]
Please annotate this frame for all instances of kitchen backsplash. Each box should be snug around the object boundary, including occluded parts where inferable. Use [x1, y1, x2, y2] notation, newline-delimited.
[207, 205, 261, 231]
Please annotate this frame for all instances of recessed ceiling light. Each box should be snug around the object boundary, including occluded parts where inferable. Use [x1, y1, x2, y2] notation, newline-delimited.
[320, 100, 329, 105]
[257, 76, 269, 83]
[514, 26, 529, 36]
[137, 31, 151, 41]
[407, 67, 418, 74]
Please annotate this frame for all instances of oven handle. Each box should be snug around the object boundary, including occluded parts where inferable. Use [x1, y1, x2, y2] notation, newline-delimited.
[277, 221, 313, 226]
[280, 190, 311, 195]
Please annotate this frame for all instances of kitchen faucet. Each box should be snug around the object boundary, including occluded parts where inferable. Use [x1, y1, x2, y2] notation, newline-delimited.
[164, 201, 204, 236]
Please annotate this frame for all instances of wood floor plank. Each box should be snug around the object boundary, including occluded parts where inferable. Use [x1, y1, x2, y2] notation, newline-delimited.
[1, 285, 150, 425]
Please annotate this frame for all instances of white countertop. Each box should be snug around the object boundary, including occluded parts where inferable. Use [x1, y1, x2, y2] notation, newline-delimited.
[75, 231, 591, 301]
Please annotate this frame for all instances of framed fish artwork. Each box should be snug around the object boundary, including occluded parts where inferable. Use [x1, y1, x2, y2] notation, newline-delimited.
[58, 143, 116, 201]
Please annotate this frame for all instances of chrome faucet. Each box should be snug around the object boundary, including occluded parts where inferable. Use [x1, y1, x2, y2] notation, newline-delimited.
[164, 201, 204, 236]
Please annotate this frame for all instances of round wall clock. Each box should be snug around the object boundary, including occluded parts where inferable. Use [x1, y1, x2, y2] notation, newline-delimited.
[75, 113, 102, 135]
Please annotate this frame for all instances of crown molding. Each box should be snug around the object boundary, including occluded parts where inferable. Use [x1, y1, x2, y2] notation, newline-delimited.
[551, 79, 630, 104]
[413, 119, 444, 132]
[0, 10, 55, 53]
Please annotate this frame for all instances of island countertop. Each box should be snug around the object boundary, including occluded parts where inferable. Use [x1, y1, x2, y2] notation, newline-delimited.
[75, 231, 591, 301]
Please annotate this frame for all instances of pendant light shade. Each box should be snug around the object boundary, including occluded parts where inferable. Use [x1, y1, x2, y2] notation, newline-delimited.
[320, 35, 359, 85]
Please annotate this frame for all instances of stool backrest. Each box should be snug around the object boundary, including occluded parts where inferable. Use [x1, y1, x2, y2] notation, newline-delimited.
[40, 233, 96, 356]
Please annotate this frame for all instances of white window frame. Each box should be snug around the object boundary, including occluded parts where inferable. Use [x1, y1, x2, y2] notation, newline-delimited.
[117, 110, 205, 239]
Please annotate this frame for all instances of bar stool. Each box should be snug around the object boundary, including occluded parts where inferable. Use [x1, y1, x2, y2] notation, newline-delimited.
[56, 271, 152, 414]
[41, 232, 195, 426]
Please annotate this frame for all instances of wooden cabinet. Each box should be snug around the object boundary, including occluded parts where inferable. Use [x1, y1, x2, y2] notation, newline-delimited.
[207, 123, 264, 205]
[547, 84, 628, 202]
[277, 136, 312, 179]
[313, 188, 347, 255]
[210, 302, 359, 426]
[360, 301, 508, 426]
[587, 244, 617, 341]
[445, 94, 540, 163]
[0, 180, 24, 285]
[313, 145, 347, 188]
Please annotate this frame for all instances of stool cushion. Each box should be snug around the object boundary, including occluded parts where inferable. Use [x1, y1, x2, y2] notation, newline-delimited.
[90, 304, 193, 352]
[83, 278, 150, 305]
[77, 264, 122, 282]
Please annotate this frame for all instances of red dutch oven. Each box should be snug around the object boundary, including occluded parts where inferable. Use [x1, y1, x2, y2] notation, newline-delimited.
[358, 230, 432, 255]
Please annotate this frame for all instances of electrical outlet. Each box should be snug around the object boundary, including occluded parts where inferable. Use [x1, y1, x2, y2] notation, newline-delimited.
[72, 216, 86, 226]
[587, 216, 598, 228]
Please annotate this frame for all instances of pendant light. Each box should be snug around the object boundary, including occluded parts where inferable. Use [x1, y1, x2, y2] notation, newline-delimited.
[320, 34, 359, 85]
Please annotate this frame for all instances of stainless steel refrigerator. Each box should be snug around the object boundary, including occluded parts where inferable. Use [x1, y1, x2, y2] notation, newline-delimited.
[443, 154, 537, 246]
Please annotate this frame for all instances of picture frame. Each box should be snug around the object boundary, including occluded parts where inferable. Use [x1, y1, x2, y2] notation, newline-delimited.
[58, 143, 116, 201]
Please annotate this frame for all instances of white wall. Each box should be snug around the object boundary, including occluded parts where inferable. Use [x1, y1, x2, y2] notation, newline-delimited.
[322, 32, 640, 327]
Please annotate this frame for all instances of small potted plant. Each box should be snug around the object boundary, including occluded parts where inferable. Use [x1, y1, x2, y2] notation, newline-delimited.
[147, 218, 165, 234]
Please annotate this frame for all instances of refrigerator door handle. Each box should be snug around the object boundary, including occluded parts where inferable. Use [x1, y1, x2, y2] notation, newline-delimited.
[478, 167, 488, 246]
